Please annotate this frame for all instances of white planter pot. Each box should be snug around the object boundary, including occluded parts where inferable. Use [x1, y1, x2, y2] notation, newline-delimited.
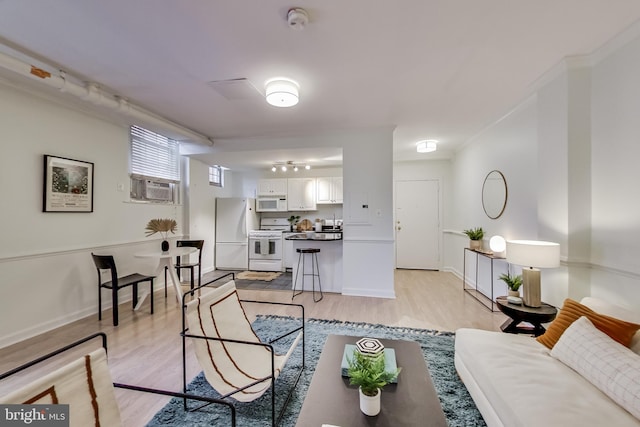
[469, 239, 482, 250]
[359, 387, 380, 416]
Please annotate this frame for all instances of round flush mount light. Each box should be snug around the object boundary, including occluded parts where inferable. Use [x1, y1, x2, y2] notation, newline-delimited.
[265, 78, 299, 107]
[416, 139, 438, 153]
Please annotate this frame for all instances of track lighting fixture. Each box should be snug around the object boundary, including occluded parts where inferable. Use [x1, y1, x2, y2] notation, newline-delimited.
[271, 160, 310, 173]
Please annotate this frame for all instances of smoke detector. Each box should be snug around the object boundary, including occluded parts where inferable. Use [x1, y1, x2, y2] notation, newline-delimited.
[287, 8, 309, 30]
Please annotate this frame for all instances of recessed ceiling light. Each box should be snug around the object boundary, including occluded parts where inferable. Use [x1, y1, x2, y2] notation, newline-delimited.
[265, 78, 299, 107]
[416, 139, 438, 153]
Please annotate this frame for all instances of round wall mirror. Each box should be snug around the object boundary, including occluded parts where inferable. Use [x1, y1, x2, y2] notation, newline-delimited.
[482, 170, 507, 219]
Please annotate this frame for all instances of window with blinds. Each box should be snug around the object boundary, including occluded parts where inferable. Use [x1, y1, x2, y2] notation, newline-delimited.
[209, 165, 223, 187]
[129, 125, 180, 203]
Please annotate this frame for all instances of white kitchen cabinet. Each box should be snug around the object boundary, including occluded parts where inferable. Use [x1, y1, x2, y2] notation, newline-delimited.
[257, 178, 287, 196]
[316, 176, 343, 204]
[287, 178, 317, 211]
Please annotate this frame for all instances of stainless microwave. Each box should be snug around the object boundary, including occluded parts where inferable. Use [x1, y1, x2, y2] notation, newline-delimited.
[257, 197, 287, 212]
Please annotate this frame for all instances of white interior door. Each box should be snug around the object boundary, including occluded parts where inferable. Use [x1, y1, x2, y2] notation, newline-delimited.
[395, 180, 440, 269]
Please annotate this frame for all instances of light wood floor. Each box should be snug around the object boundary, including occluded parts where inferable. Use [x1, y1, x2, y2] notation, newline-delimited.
[0, 269, 506, 426]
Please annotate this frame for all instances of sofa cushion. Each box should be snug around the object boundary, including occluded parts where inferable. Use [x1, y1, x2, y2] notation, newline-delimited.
[536, 298, 640, 349]
[455, 328, 640, 427]
[581, 297, 640, 355]
[551, 316, 640, 420]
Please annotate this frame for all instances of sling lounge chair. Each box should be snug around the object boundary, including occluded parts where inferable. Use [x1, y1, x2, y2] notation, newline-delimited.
[0, 333, 235, 427]
[181, 273, 304, 426]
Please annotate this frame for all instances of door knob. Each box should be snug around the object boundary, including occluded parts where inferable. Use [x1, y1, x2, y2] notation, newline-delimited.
[397, 226, 401, 231]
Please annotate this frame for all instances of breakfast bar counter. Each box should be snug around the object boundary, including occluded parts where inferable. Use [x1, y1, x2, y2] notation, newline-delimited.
[286, 233, 342, 293]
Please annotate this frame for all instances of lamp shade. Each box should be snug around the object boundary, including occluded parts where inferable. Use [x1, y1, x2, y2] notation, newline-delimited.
[506, 240, 560, 268]
[265, 78, 299, 107]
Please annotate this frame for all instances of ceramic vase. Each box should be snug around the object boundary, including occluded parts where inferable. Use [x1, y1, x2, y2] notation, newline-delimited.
[359, 387, 380, 416]
[161, 240, 169, 252]
[469, 239, 482, 251]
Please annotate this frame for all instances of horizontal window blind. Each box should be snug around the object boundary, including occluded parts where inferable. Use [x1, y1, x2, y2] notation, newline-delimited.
[130, 125, 180, 182]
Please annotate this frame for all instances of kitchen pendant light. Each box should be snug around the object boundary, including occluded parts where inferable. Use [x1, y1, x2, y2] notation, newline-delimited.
[265, 78, 299, 107]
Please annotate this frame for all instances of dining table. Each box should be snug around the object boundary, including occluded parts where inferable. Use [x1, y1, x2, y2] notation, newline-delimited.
[134, 246, 197, 307]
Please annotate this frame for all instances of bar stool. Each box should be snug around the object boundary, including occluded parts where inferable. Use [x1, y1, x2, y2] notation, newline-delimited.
[292, 248, 323, 302]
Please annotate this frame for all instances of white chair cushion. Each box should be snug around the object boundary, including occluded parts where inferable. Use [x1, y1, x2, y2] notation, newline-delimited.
[186, 280, 300, 402]
[0, 348, 122, 427]
[551, 316, 640, 420]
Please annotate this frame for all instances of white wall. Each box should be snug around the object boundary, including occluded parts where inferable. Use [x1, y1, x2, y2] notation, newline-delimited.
[0, 82, 186, 347]
[342, 127, 395, 298]
[445, 21, 640, 311]
[589, 32, 640, 309]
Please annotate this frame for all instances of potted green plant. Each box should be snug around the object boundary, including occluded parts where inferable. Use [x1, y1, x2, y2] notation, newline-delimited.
[287, 215, 300, 231]
[347, 349, 401, 416]
[463, 227, 484, 250]
[145, 218, 177, 251]
[499, 271, 523, 297]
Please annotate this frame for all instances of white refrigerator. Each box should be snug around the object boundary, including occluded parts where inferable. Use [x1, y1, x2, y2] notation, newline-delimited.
[215, 197, 259, 270]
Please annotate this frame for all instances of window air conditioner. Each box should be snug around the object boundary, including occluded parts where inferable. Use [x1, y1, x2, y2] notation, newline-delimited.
[144, 181, 172, 201]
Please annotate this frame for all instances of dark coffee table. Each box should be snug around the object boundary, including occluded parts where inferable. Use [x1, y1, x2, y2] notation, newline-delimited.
[295, 334, 448, 427]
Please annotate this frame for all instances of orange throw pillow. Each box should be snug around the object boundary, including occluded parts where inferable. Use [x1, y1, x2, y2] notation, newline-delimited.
[537, 298, 640, 349]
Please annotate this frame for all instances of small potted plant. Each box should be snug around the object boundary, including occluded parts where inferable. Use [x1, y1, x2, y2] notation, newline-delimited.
[347, 349, 401, 416]
[463, 227, 484, 250]
[287, 215, 300, 232]
[145, 218, 177, 251]
[499, 271, 523, 297]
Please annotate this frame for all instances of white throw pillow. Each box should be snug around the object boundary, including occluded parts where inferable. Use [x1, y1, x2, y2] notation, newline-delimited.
[551, 316, 640, 420]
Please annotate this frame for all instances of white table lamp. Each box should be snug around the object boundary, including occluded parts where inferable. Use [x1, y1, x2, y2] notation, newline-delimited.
[506, 240, 560, 307]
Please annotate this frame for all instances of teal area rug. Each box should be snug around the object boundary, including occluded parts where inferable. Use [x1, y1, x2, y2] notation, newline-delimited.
[146, 316, 486, 427]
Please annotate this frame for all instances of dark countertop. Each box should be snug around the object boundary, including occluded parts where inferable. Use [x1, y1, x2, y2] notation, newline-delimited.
[285, 232, 342, 241]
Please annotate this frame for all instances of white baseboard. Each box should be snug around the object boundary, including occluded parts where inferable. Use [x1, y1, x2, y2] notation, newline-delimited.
[0, 306, 96, 349]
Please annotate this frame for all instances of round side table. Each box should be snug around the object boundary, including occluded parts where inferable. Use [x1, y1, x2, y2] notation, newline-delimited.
[495, 296, 557, 337]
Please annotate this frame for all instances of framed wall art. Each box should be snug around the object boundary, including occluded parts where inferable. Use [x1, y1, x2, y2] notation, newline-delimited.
[43, 154, 94, 212]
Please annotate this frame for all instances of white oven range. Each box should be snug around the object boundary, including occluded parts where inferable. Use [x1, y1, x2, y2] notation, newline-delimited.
[248, 218, 289, 272]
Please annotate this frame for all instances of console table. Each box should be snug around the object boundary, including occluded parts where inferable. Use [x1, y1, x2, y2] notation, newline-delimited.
[462, 247, 506, 312]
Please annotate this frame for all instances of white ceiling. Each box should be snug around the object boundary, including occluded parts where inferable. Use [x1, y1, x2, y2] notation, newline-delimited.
[1, 1, 639, 172]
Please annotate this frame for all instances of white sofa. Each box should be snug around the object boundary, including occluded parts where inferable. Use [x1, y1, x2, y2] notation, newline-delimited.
[455, 297, 640, 427]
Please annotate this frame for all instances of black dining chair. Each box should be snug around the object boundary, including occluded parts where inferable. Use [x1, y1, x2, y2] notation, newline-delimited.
[174, 240, 204, 292]
[91, 253, 155, 326]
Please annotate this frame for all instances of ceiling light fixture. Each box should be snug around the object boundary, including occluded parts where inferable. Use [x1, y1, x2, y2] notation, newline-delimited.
[265, 78, 299, 107]
[271, 161, 310, 173]
[416, 139, 438, 153]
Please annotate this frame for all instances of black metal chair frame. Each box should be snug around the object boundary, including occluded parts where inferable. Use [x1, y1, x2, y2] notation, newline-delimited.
[0, 332, 236, 426]
[180, 272, 305, 427]
[91, 253, 155, 326]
